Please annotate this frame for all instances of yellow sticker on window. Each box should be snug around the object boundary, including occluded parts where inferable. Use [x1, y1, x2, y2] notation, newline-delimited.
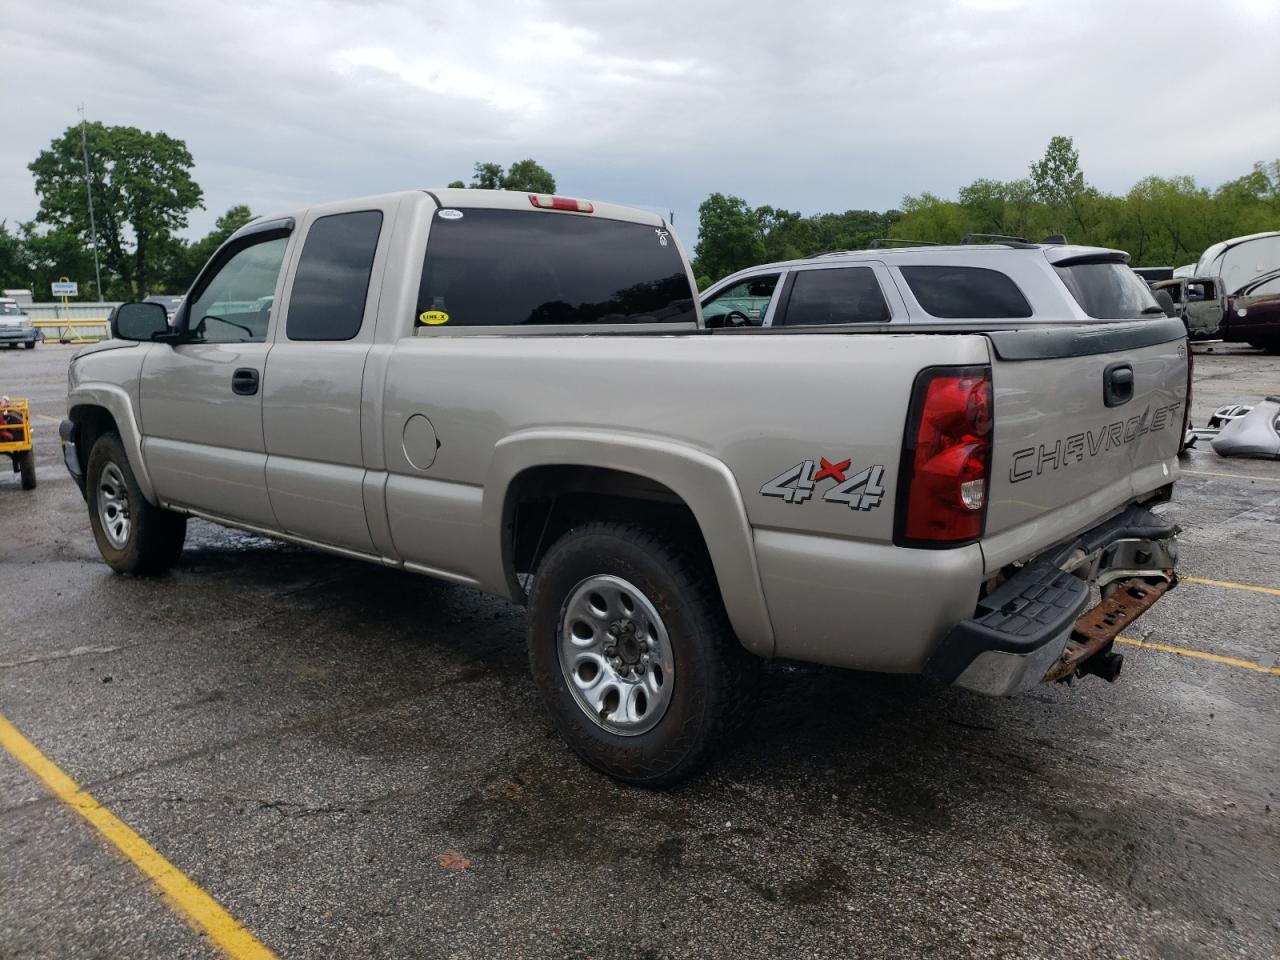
[419, 310, 450, 326]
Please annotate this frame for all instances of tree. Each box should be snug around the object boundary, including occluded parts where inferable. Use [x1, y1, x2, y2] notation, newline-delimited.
[29, 122, 203, 298]
[15, 223, 96, 298]
[466, 159, 556, 192]
[0, 221, 24, 290]
[1028, 135, 1099, 235]
[470, 162, 505, 189]
[501, 158, 556, 193]
[447, 180, 466, 189]
[692, 193, 765, 281]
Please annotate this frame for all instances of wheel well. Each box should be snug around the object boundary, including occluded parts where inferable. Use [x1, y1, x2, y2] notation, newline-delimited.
[69, 404, 119, 472]
[503, 465, 711, 601]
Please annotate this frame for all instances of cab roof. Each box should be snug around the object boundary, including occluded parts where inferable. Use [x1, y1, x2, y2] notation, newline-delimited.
[246, 188, 666, 230]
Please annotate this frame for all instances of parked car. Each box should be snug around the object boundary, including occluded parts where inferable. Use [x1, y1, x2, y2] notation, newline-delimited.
[1133, 266, 1174, 284]
[1180, 231, 1280, 347]
[142, 295, 185, 325]
[1149, 277, 1225, 339]
[0, 298, 41, 349]
[1195, 231, 1280, 293]
[61, 190, 1185, 784]
[1222, 268, 1280, 352]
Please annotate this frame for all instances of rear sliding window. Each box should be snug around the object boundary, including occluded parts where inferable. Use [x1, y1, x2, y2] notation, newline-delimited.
[899, 265, 1032, 319]
[416, 209, 695, 328]
[1055, 261, 1162, 319]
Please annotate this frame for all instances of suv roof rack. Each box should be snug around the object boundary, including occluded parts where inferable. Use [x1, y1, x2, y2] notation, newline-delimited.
[960, 233, 1038, 249]
[866, 238, 941, 250]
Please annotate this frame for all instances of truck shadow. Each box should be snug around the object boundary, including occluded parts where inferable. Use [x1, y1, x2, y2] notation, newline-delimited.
[156, 524, 1254, 926]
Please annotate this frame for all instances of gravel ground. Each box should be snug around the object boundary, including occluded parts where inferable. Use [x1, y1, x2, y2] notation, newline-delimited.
[1, 342, 1277, 960]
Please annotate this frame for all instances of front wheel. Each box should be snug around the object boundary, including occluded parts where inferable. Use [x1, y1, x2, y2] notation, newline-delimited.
[527, 521, 757, 786]
[86, 432, 187, 575]
[23, 340, 36, 350]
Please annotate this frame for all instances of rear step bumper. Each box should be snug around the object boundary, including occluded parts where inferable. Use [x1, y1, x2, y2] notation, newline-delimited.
[925, 505, 1179, 696]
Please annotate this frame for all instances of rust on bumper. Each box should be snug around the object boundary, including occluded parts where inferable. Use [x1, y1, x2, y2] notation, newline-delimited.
[1042, 577, 1174, 683]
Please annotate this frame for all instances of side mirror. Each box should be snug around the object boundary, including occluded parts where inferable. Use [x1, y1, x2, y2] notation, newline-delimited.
[112, 302, 170, 341]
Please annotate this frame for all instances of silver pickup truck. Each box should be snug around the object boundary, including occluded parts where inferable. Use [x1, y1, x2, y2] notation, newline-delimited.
[60, 189, 1186, 784]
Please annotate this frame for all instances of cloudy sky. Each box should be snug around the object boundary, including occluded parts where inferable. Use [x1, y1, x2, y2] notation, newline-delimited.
[4, 0, 1279, 244]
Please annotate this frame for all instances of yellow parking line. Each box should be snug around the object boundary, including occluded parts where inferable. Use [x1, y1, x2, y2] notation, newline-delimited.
[1182, 575, 1280, 598]
[1182, 469, 1280, 483]
[0, 713, 278, 960]
[1116, 636, 1279, 675]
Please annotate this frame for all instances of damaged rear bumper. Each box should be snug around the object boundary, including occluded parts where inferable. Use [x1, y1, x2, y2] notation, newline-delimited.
[925, 504, 1178, 696]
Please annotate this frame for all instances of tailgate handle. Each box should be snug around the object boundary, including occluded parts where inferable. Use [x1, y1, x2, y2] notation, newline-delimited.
[1103, 362, 1133, 407]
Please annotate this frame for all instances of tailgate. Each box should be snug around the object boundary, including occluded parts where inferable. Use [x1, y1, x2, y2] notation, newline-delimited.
[981, 317, 1187, 570]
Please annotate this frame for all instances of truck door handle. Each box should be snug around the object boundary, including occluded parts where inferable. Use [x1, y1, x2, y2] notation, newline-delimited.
[1103, 362, 1133, 407]
[231, 368, 260, 396]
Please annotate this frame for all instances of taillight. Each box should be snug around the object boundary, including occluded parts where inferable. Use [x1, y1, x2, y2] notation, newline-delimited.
[895, 366, 993, 547]
[529, 194, 594, 213]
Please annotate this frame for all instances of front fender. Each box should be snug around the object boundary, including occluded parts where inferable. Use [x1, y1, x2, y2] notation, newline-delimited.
[68, 383, 157, 503]
[483, 428, 776, 657]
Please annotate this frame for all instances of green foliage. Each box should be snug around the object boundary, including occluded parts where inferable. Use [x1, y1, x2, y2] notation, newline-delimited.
[162, 205, 255, 291]
[502, 159, 556, 193]
[887, 136, 1280, 268]
[693, 137, 1279, 285]
[447, 180, 466, 189]
[470, 162, 505, 189]
[29, 122, 203, 297]
[0, 221, 24, 290]
[692, 193, 902, 282]
[14, 222, 97, 298]
[692, 193, 764, 280]
[466, 159, 556, 193]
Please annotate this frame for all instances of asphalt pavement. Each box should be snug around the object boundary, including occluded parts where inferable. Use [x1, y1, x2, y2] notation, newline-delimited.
[1, 342, 1277, 960]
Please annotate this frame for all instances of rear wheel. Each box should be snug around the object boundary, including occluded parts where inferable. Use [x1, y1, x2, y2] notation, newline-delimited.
[86, 432, 186, 574]
[527, 521, 757, 786]
[18, 450, 36, 490]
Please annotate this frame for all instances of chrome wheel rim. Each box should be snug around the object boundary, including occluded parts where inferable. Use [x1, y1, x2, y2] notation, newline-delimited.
[97, 462, 131, 549]
[558, 575, 675, 736]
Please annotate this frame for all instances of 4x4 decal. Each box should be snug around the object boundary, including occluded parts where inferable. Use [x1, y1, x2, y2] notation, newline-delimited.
[760, 458, 886, 510]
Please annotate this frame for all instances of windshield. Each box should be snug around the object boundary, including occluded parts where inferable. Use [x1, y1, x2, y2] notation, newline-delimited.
[417, 209, 695, 328]
[0, 302, 23, 316]
[1055, 261, 1162, 319]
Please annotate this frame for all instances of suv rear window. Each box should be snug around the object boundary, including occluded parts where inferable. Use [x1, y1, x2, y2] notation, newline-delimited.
[417, 209, 695, 328]
[899, 265, 1032, 319]
[1055, 261, 1162, 319]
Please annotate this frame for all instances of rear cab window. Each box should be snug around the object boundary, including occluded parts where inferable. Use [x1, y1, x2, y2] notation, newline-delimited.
[416, 208, 695, 330]
[1054, 259, 1163, 319]
[899, 265, 1032, 319]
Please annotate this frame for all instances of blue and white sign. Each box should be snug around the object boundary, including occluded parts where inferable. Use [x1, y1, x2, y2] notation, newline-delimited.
[51, 281, 78, 297]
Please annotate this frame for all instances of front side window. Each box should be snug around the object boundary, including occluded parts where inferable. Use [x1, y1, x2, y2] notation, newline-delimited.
[416, 209, 695, 329]
[701, 275, 779, 327]
[778, 267, 889, 326]
[186, 235, 289, 342]
[286, 211, 383, 341]
[900, 265, 1032, 319]
[1054, 261, 1162, 320]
